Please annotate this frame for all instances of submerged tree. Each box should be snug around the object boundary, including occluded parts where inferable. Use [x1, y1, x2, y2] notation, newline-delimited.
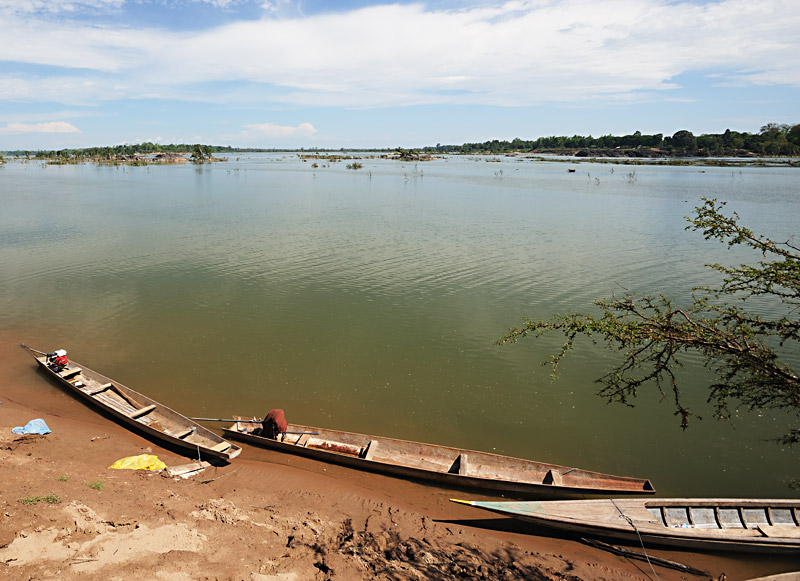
[499, 198, 800, 444]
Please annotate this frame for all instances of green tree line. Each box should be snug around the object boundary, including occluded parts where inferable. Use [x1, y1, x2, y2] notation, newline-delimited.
[426, 123, 800, 156]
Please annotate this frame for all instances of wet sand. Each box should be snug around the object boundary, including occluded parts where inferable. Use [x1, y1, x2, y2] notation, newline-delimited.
[1, 336, 797, 580]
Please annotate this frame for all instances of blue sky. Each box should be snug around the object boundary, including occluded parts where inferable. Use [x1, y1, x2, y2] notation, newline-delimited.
[1, 0, 798, 150]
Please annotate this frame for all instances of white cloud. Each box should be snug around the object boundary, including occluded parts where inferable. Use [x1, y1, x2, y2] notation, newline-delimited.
[0, 76, 126, 103]
[238, 122, 317, 141]
[0, 109, 90, 122]
[195, 0, 243, 8]
[0, 121, 81, 134]
[2, 0, 799, 108]
[259, 0, 295, 13]
[0, 0, 123, 14]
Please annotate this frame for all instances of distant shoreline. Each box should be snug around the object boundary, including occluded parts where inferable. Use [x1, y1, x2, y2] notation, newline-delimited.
[3, 125, 800, 161]
[3, 148, 798, 168]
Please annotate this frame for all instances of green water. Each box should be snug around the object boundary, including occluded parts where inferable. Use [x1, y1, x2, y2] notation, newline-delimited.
[2, 153, 799, 497]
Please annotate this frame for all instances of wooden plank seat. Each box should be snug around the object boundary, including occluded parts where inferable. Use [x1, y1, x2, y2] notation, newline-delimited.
[458, 454, 469, 476]
[362, 440, 379, 461]
[129, 404, 157, 419]
[173, 428, 195, 439]
[60, 367, 81, 379]
[209, 442, 231, 453]
[543, 469, 563, 486]
[449, 453, 469, 475]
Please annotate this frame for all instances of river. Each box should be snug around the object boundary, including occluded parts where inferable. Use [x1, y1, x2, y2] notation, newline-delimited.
[2, 152, 798, 497]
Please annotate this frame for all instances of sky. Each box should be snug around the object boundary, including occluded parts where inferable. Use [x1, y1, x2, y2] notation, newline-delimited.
[1, 0, 799, 150]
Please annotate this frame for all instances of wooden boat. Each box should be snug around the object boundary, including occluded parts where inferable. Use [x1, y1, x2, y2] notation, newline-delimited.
[24, 346, 241, 462]
[450, 498, 800, 553]
[223, 417, 655, 497]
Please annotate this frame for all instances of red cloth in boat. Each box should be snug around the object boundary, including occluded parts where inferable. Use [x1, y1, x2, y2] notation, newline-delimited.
[262, 409, 287, 439]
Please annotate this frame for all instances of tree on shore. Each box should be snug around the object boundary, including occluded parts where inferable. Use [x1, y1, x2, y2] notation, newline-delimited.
[499, 199, 800, 445]
[191, 143, 210, 162]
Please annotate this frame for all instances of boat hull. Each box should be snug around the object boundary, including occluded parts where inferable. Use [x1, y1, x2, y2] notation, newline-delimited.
[26, 347, 240, 462]
[452, 498, 800, 553]
[224, 417, 655, 498]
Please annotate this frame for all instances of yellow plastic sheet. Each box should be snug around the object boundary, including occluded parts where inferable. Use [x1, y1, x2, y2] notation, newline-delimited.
[108, 454, 167, 471]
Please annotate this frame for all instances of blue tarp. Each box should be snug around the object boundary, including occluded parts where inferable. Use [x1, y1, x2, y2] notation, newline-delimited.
[12, 418, 51, 435]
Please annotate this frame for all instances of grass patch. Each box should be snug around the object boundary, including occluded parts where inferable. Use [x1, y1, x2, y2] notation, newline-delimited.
[19, 494, 61, 506]
[57, 475, 70, 482]
[85, 480, 104, 492]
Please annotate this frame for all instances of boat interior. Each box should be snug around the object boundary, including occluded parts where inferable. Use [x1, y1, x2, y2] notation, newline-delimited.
[233, 419, 653, 492]
[53, 363, 230, 453]
[646, 504, 800, 530]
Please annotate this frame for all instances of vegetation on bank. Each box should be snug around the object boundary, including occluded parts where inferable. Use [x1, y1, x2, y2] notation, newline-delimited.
[18, 494, 61, 505]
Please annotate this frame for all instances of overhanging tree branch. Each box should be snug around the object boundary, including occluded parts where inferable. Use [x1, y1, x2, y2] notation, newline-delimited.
[499, 198, 800, 443]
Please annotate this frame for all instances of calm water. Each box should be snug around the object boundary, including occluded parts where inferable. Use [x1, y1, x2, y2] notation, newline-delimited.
[2, 153, 799, 497]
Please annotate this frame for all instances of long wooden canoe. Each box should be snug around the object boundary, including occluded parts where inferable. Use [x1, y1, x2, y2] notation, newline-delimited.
[450, 498, 800, 553]
[223, 417, 655, 497]
[24, 346, 241, 462]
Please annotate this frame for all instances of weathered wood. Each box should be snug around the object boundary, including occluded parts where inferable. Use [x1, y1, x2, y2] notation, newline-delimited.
[544, 469, 563, 486]
[60, 367, 82, 379]
[87, 382, 113, 395]
[108, 383, 143, 410]
[95, 392, 136, 416]
[448, 453, 468, 476]
[223, 416, 656, 498]
[165, 461, 211, 478]
[24, 346, 241, 462]
[759, 525, 800, 539]
[130, 404, 157, 419]
[452, 498, 800, 554]
[306, 437, 362, 456]
[363, 440, 379, 461]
